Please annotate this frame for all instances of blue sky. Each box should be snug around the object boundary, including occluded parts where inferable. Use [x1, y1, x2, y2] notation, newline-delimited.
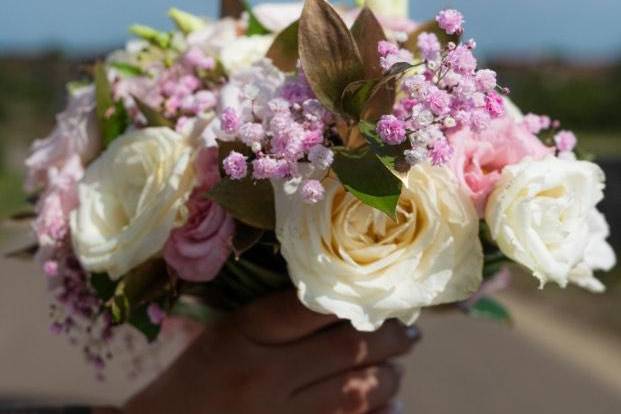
[2, 0, 620, 60]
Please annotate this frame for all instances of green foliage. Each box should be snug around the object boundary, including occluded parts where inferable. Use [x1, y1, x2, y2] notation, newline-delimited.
[244, 0, 271, 36]
[168, 8, 205, 34]
[332, 147, 402, 219]
[207, 177, 276, 230]
[129, 24, 171, 49]
[94, 63, 128, 147]
[90, 273, 118, 302]
[109, 62, 145, 77]
[128, 304, 161, 342]
[133, 97, 173, 128]
[359, 120, 409, 174]
[469, 297, 512, 324]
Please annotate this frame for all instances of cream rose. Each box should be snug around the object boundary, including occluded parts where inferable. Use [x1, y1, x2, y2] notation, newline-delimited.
[70, 127, 196, 279]
[485, 156, 616, 291]
[274, 164, 483, 331]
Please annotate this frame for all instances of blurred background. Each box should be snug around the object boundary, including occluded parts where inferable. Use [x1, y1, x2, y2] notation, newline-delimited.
[1, 0, 620, 412]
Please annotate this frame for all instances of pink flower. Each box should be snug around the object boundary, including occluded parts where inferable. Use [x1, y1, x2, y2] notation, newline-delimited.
[417, 32, 441, 61]
[448, 116, 554, 216]
[223, 151, 248, 180]
[554, 130, 577, 152]
[446, 45, 477, 75]
[220, 107, 241, 135]
[301, 180, 325, 204]
[194, 147, 221, 191]
[25, 86, 100, 191]
[378, 40, 399, 57]
[164, 193, 235, 282]
[164, 148, 235, 282]
[34, 155, 83, 247]
[485, 92, 505, 118]
[147, 303, 167, 325]
[377, 115, 407, 145]
[429, 138, 453, 166]
[436, 9, 464, 35]
[183, 47, 215, 70]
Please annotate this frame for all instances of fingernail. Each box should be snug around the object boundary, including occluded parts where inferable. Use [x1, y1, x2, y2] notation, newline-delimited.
[388, 400, 405, 414]
[405, 325, 421, 341]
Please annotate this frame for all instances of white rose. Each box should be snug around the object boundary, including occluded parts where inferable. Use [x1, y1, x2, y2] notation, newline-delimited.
[274, 164, 483, 331]
[70, 127, 196, 279]
[485, 156, 616, 291]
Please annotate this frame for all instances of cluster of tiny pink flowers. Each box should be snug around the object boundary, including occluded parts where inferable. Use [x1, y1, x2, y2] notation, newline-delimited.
[376, 10, 506, 166]
[221, 72, 336, 204]
[436, 9, 464, 35]
[521, 112, 577, 153]
[378, 40, 414, 72]
[113, 47, 218, 131]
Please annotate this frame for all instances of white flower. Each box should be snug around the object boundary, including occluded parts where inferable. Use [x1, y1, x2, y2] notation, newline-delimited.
[274, 164, 483, 331]
[219, 35, 275, 74]
[70, 127, 196, 279]
[485, 156, 616, 291]
[252, 3, 304, 32]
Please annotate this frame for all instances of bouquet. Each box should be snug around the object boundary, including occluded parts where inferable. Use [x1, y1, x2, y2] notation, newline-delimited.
[8, 0, 616, 373]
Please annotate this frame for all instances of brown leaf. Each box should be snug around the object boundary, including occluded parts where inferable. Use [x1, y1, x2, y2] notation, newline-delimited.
[350, 7, 386, 79]
[220, 0, 244, 18]
[298, 0, 365, 114]
[266, 20, 300, 72]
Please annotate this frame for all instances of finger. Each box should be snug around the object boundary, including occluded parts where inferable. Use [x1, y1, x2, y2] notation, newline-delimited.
[234, 289, 338, 344]
[370, 400, 405, 414]
[290, 364, 403, 414]
[286, 321, 419, 389]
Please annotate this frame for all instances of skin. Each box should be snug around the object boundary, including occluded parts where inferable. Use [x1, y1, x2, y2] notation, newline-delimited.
[95, 290, 420, 414]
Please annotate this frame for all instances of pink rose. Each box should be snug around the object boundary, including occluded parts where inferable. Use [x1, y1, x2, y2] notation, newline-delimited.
[448, 116, 554, 216]
[163, 148, 235, 282]
[25, 86, 100, 191]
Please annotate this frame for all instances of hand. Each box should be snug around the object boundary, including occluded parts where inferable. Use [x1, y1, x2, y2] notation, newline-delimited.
[119, 290, 420, 414]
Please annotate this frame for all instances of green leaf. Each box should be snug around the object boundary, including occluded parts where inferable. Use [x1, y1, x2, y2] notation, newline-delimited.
[359, 120, 410, 174]
[94, 63, 128, 147]
[469, 297, 512, 324]
[128, 304, 161, 342]
[109, 258, 173, 323]
[244, 0, 271, 36]
[350, 7, 386, 79]
[232, 221, 265, 259]
[403, 20, 461, 59]
[341, 79, 378, 120]
[207, 177, 276, 230]
[168, 8, 206, 34]
[133, 96, 173, 127]
[129, 24, 172, 48]
[266, 20, 300, 72]
[90, 273, 118, 302]
[170, 299, 224, 324]
[332, 147, 402, 218]
[298, 0, 365, 114]
[110, 61, 145, 77]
